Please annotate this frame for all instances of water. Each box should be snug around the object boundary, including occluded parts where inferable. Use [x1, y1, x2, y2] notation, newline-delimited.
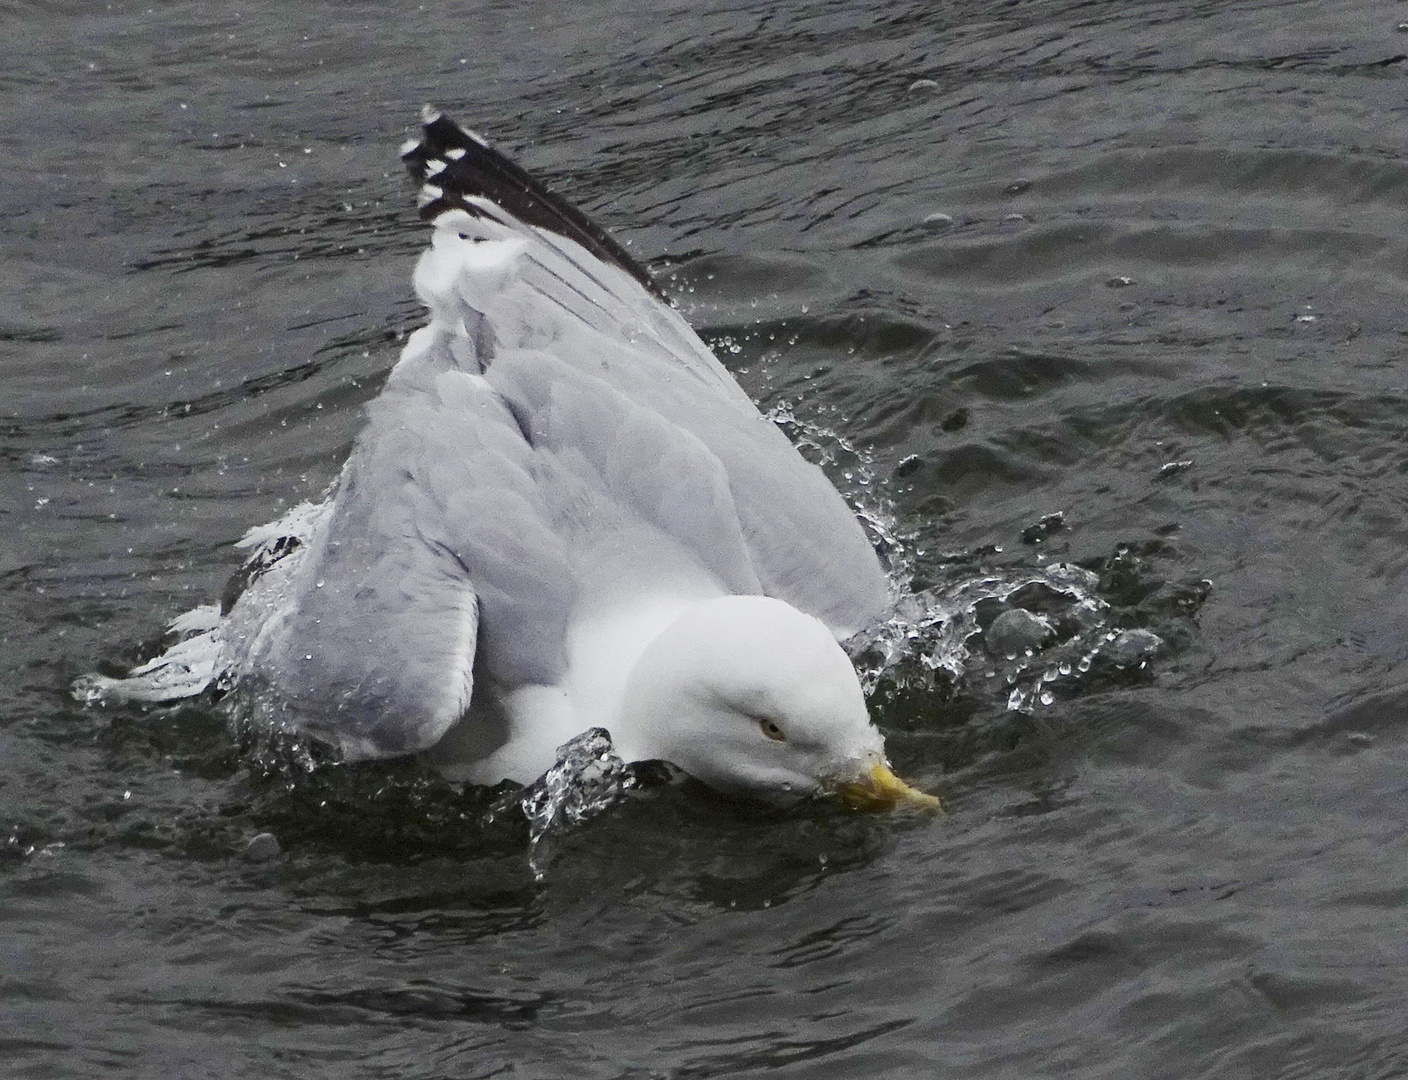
[6, 0, 1408, 1075]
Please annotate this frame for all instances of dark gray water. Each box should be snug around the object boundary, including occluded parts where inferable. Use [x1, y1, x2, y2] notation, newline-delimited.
[7, 0, 1408, 1075]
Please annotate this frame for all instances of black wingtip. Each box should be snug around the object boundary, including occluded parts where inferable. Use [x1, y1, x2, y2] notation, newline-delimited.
[401, 107, 667, 302]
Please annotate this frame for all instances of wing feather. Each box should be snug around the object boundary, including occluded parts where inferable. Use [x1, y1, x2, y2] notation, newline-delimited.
[405, 112, 890, 637]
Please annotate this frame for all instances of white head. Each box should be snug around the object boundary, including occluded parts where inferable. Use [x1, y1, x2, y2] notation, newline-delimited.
[616, 595, 941, 810]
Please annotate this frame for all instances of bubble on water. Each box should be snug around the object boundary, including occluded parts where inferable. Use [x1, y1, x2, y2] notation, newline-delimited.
[243, 832, 281, 863]
[1107, 629, 1163, 667]
[984, 608, 1053, 659]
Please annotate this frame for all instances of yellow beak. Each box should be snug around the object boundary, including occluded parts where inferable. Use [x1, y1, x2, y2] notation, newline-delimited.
[837, 761, 944, 813]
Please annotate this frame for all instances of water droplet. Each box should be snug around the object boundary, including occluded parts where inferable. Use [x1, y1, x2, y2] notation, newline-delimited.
[1039, 690, 1054, 706]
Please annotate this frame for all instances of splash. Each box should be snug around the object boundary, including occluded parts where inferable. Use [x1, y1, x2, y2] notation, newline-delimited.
[763, 398, 1167, 713]
[852, 562, 1116, 707]
[518, 727, 637, 880]
[765, 399, 910, 585]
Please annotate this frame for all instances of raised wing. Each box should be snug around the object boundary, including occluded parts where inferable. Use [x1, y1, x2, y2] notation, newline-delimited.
[402, 109, 890, 637]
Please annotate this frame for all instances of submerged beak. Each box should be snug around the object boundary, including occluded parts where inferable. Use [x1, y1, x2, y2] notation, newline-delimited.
[837, 761, 944, 813]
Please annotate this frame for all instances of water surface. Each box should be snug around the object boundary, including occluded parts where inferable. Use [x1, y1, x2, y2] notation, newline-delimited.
[6, 0, 1408, 1076]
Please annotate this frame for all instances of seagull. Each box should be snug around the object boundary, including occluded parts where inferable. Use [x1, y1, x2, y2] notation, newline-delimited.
[79, 107, 941, 812]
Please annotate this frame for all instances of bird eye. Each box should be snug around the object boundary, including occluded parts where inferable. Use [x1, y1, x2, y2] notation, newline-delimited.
[758, 718, 786, 742]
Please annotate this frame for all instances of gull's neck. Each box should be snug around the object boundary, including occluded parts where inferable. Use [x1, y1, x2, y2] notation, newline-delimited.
[452, 588, 721, 786]
[563, 590, 717, 754]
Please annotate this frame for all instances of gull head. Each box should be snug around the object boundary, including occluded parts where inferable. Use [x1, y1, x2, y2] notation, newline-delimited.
[616, 595, 941, 811]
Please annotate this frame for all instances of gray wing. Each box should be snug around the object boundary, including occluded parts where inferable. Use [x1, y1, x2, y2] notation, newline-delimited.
[223, 331, 574, 759]
[406, 112, 890, 637]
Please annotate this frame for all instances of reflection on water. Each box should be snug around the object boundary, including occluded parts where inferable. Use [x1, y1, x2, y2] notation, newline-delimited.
[7, 0, 1408, 1076]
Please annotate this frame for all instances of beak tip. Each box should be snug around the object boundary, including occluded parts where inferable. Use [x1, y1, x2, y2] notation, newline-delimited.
[838, 761, 944, 813]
